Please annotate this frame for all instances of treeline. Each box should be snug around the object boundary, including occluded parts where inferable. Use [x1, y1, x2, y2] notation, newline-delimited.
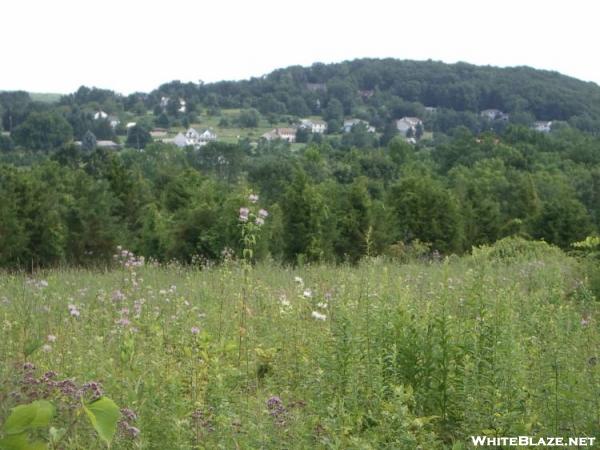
[4, 58, 600, 148]
[147, 59, 600, 133]
[1, 125, 599, 269]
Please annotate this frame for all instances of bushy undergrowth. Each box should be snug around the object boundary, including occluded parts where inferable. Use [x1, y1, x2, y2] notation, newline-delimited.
[0, 248, 598, 448]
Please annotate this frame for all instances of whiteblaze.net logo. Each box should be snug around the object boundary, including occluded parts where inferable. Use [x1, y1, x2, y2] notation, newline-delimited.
[470, 436, 596, 447]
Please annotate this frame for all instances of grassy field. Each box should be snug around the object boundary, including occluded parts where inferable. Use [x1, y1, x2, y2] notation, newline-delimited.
[28, 93, 62, 103]
[1, 242, 598, 448]
[163, 109, 297, 145]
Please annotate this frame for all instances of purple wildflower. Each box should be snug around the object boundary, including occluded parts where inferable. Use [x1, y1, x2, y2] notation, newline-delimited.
[258, 208, 269, 218]
[239, 207, 250, 222]
[248, 194, 259, 203]
[266, 396, 287, 426]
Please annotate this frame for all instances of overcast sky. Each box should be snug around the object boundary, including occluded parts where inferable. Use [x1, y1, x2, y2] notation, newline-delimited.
[2, 0, 598, 94]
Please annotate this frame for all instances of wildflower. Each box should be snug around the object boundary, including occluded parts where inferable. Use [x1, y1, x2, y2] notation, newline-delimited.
[42, 344, 52, 353]
[294, 276, 303, 285]
[82, 381, 103, 400]
[69, 306, 80, 318]
[126, 425, 140, 438]
[258, 208, 269, 218]
[255, 217, 265, 226]
[266, 396, 287, 426]
[112, 290, 126, 302]
[239, 207, 250, 222]
[303, 289, 313, 298]
[116, 318, 131, 327]
[316, 302, 328, 309]
[191, 326, 200, 335]
[581, 316, 591, 327]
[38, 280, 49, 288]
[47, 334, 57, 342]
[248, 194, 259, 203]
[311, 311, 327, 321]
[121, 408, 138, 421]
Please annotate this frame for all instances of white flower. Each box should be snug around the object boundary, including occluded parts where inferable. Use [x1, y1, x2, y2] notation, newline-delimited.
[47, 334, 57, 342]
[42, 344, 52, 352]
[303, 289, 313, 298]
[311, 311, 327, 321]
[317, 302, 328, 309]
[294, 276, 303, 285]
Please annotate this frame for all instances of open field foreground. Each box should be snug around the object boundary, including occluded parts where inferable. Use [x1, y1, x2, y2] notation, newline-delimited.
[1, 244, 599, 449]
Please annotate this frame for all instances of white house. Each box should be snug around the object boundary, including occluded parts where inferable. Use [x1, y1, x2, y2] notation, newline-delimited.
[481, 109, 509, 121]
[108, 115, 120, 129]
[185, 127, 201, 141]
[198, 129, 217, 142]
[396, 117, 423, 137]
[533, 121, 553, 133]
[299, 119, 327, 134]
[172, 128, 218, 148]
[96, 140, 120, 150]
[342, 119, 375, 133]
[262, 128, 297, 143]
[150, 128, 168, 139]
[172, 133, 188, 148]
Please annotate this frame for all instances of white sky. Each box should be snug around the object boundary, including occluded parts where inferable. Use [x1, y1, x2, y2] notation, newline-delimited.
[1, 0, 599, 95]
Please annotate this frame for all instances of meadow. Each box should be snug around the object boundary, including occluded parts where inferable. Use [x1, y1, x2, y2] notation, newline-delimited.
[0, 240, 598, 449]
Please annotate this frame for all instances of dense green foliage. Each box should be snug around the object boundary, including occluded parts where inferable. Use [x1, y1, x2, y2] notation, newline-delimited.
[1, 123, 600, 269]
[4, 58, 600, 150]
[0, 245, 597, 448]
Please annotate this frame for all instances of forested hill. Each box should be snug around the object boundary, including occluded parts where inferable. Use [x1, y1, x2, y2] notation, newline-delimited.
[151, 58, 600, 132]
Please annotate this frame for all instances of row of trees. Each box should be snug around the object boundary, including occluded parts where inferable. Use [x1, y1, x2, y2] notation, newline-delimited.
[1, 124, 598, 268]
[5, 58, 600, 147]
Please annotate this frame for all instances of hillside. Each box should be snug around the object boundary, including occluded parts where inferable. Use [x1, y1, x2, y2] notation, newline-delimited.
[150, 58, 600, 132]
[4, 59, 600, 144]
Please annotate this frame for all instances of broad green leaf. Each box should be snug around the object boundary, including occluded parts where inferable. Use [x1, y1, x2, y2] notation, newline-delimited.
[3, 401, 55, 435]
[83, 397, 120, 446]
[0, 433, 47, 450]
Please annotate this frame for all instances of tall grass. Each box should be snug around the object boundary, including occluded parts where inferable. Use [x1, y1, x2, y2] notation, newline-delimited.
[0, 243, 598, 448]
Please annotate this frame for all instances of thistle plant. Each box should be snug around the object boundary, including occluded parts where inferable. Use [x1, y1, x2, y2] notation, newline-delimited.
[237, 194, 268, 422]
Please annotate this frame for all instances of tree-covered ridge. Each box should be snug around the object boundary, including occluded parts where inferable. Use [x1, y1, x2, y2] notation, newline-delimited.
[4, 58, 600, 145]
[202, 59, 600, 118]
[154, 59, 600, 131]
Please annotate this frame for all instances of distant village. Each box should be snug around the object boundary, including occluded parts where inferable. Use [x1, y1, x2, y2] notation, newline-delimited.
[64, 98, 557, 151]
